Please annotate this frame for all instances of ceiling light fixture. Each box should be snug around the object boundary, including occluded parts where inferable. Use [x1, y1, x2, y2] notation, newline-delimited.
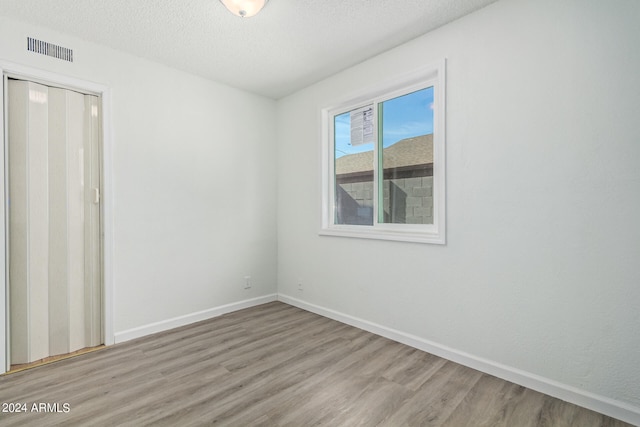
[219, 0, 269, 18]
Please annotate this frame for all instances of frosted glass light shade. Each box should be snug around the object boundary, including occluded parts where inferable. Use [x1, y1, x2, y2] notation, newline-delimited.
[220, 0, 269, 18]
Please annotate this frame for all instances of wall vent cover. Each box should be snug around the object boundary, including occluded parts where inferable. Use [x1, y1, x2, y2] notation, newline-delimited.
[27, 37, 73, 62]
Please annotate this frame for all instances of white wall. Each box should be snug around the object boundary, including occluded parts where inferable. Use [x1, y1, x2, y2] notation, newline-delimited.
[0, 17, 278, 338]
[277, 0, 640, 422]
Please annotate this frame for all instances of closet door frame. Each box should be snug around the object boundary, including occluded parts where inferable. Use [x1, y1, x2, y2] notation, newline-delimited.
[0, 61, 114, 373]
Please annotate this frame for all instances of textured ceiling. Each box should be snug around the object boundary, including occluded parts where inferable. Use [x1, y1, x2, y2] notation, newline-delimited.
[0, 0, 497, 99]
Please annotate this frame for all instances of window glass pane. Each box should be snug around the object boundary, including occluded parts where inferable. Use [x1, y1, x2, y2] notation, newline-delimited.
[334, 105, 374, 225]
[379, 87, 434, 224]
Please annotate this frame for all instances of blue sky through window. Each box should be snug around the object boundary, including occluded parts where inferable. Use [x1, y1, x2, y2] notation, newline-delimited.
[334, 87, 433, 159]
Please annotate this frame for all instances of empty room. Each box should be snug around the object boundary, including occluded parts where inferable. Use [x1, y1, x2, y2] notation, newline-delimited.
[0, 0, 638, 425]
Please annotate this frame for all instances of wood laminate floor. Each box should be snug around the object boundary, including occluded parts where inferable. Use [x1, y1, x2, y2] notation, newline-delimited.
[0, 302, 633, 426]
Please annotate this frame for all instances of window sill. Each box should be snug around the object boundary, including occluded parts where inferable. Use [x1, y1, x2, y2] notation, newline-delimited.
[319, 226, 445, 245]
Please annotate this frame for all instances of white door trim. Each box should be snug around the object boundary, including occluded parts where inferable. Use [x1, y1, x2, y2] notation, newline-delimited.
[0, 60, 115, 373]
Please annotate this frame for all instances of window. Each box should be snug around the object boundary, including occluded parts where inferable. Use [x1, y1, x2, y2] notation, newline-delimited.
[321, 60, 446, 244]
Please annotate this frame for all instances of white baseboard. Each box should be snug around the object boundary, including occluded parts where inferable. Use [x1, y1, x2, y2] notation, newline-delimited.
[114, 294, 278, 344]
[278, 294, 640, 427]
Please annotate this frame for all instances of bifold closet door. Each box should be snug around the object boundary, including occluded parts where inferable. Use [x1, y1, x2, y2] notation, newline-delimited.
[8, 79, 102, 365]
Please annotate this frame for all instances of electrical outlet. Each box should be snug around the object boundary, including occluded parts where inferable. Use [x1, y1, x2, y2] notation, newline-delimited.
[297, 281, 303, 291]
[244, 275, 251, 289]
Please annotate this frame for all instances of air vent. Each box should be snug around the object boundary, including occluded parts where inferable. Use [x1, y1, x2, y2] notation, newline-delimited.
[27, 37, 73, 62]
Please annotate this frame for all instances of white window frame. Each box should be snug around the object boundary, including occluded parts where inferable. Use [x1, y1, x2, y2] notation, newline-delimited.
[320, 59, 446, 244]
